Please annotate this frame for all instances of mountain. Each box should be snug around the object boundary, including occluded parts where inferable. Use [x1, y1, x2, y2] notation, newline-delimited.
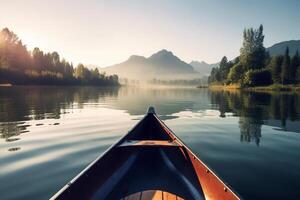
[102, 49, 198, 80]
[189, 61, 219, 75]
[267, 40, 300, 56]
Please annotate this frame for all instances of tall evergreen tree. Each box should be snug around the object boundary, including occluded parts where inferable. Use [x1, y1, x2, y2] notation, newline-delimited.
[219, 56, 229, 81]
[281, 47, 291, 84]
[240, 24, 265, 70]
[296, 64, 300, 83]
[269, 55, 283, 84]
[209, 67, 220, 83]
[290, 50, 299, 83]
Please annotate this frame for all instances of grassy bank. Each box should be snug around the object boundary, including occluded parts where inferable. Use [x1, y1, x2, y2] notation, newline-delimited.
[207, 84, 300, 92]
[245, 84, 300, 92]
[209, 84, 241, 90]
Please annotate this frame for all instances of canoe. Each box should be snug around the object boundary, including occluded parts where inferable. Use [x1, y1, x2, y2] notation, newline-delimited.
[51, 107, 240, 200]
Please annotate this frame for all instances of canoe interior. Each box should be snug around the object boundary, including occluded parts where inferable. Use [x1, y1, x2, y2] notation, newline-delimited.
[122, 190, 184, 200]
[52, 113, 239, 200]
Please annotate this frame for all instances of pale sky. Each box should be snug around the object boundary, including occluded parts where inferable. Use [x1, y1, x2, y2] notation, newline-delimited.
[0, 0, 299, 67]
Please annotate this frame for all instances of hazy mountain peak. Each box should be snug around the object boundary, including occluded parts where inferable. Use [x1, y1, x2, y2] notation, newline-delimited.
[157, 49, 173, 55]
[149, 49, 175, 59]
[128, 55, 146, 61]
[189, 60, 219, 75]
[103, 49, 198, 80]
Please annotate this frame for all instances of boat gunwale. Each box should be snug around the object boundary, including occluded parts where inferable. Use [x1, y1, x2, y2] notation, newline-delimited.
[153, 114, 241, 200]
[50, 114, 148, 199]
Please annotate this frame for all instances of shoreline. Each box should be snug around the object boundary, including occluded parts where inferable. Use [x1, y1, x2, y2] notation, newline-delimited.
[0, 83, 121, 87]
[207, 84, 300, 93]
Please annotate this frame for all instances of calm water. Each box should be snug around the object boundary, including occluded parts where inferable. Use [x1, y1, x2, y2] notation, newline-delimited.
[1, 86, 300, 200]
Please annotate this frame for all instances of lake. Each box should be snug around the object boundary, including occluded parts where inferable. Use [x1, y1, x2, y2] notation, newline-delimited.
[0, 86, 300, 200]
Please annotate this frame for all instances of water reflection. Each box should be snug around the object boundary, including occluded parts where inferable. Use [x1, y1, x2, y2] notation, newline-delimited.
[210, 90, 300, 136]
[0, 86, 119, 122]
[0, 86, 300, 146]
[239, 117, 262, 145]
[0, 86, 120, 143]
[1, 86, 300, 199]
[0, 122, 28, 140]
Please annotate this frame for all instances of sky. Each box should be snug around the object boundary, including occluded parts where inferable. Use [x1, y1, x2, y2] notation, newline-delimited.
[0, 0, 299, 67]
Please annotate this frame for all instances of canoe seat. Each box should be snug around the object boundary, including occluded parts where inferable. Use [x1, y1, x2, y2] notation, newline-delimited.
[118, 140, 181, 147]
[122, 190, 184, 200]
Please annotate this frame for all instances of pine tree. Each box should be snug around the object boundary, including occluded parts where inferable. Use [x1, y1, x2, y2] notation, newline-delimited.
[270, 55, 283, 84]
[290, 50, 299, 83]
[296, 64, 300, 83]
[281, 47, 290, 84]
[219, 56, 229, 82]
[240, 24, 265, 70]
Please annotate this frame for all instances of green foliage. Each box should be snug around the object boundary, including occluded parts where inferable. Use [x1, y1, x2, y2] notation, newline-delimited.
[290, 50, 299, 83]
[297, 65, 300, 83]
[91, 68, 100, 79]
[281, 47, 291, 84]
[208, 56, 233, 84]
[240, 24, 266, 70]
[243, 69, 272, 86]
[219, 56, 231, 81]
[227, 63, 244, 83]
[74, 63, 87, 79]
[209, 25, 267, 86]
[209, 25, 300, 87]
[0, 28, 31, 71]
[209, 67, 221, 83]
[268, 48, 300, 85]
[0, 27, 119, 86]
[269, 55, 283, 84]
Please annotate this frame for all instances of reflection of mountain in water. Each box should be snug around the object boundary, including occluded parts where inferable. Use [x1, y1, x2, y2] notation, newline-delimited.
[110, 87, 211, 116]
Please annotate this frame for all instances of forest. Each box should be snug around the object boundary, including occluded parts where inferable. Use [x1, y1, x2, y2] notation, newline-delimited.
[208, 25, 300, 87]
[0, 28, 119, 86]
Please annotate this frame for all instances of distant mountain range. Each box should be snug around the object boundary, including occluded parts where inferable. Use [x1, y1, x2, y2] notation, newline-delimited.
[189, 61, 219, 76]
[266, 40, 300, 56]
[102, 49, 199, 80]
[98, 39, 300, 80]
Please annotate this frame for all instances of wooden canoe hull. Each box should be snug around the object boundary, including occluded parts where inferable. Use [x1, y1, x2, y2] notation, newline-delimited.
[51, 108, 240, 200]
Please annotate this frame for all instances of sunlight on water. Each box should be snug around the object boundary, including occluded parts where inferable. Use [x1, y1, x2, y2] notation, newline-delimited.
[1, 86, 300, 199]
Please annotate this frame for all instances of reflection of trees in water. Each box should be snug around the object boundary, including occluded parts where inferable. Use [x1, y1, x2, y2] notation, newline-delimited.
[210, 90, 300, 144]
[0, 121, 27, 151]
[0, 86, 119, 141]
[1, 86, 300, 146]
[239, 117, 262, 146]
[0, 122, 28, 140]
[0, 86, 119, 122]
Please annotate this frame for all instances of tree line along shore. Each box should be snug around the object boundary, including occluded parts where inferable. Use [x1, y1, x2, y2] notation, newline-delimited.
[0, 28, 119, 86]
[208, 25, 300, 92]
